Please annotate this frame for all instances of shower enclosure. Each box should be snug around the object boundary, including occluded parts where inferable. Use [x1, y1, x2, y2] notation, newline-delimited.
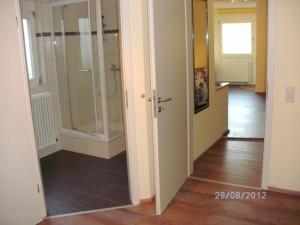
[50, 0, 124, 145]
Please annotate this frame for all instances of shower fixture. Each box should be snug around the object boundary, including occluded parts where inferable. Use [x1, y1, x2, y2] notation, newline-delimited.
[110, 63, 121, 72]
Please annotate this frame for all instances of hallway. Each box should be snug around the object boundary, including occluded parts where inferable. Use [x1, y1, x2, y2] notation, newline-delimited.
[191, 139, 263, 187]
[39, 179, 300, 225]
[228, 86, 266, 138]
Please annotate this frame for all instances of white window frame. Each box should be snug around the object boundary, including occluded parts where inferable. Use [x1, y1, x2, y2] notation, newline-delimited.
[21, 3, 41, 86]
[219, 20, 254, 58]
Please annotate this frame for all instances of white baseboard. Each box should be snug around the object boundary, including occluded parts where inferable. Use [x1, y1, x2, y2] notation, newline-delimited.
[38, 142, 60, 158]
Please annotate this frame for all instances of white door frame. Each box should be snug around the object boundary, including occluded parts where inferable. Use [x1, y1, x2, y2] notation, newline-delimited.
[261, 0, 276, 190]
[187, 0, 276, 189]
[14, 0, 140, 218]
[186, 0, 194, 176]
[119, 0, 140, 205]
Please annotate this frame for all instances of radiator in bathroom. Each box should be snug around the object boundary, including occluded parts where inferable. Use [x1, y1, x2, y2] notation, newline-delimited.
[31, 92, 56, 150]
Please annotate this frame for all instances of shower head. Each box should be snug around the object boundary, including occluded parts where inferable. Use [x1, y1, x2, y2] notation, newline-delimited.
[110, 63, 121, 72]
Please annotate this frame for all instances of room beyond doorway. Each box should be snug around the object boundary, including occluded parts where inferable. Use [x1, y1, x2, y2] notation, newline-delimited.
[228, 85, 266, 138]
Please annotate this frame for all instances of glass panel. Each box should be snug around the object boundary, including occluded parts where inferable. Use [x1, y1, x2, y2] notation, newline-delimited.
[89, 0, 104, 135]
[101, 0, 124, 138]
[222, 22, 252, 55]
[52, 1, 100, 135]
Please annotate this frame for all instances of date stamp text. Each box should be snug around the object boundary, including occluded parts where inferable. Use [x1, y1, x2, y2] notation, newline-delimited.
[215, 191, 267, 200]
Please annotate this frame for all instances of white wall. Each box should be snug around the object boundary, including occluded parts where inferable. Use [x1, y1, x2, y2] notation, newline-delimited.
[265, 0, 300, 192]
[193, 0, 229, 160]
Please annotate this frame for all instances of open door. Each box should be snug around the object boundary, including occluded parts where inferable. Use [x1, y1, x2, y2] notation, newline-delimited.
[148, 0, 189, 215]
[0, 0, 45, 224]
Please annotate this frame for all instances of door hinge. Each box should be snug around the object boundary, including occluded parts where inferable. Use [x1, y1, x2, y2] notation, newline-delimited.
[37, 184, 40, 193]
[16, 17, 19, 27]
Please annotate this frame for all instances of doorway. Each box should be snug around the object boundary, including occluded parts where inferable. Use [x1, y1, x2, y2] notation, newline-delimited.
[19, 0, 132, 216]
[191, 0, 267, 189]
[213, 0, 267, 139]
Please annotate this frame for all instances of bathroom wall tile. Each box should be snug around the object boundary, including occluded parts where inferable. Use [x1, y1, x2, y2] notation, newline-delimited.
[77, 2, 89, 18]
[102, 7, 118, 31]
[102, 0, 118, 10]
[107, 98, 123, 123]
[103, 34, 120, 55]
[52, 105, 61, 135]
[51, 6, 63, 33]
[89, 1, 98, 31]
[53, 38, 65, 60]
[35, 6, 44, 33]
[104, 53, 120, 71]
[48, 84, 61, 133]
[65, 36, 81, 60]
[66, 59, 82, 80]
[45, 61, 56, 85]
[40, 5, 51, 32]
[55, 61, 66, 82]
[61, 103, 72, 129]
[57, 73, 70, 105]
[38, 0, 50, 7]
[44, 37, 54, 61]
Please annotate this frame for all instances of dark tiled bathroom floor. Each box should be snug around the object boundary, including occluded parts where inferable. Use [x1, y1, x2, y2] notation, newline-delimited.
[40, 150, 131, 216]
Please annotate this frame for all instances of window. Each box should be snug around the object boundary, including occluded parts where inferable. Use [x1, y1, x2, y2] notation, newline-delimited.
[22, 18, 36, 80]
[221, 22, 252, 55]
[79, 18, 92, 70]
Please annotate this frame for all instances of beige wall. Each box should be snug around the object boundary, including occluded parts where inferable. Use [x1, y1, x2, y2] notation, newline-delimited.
[193, 0, 208, 69]
[255, 0, 268, 93]
[193, 0, 228, 160]
[267, 0, 300, 192]
[0, 0, 45, 223]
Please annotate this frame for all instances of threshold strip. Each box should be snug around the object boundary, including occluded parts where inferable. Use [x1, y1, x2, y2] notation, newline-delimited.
[46, 204, 133, 219]
[188, 176, 262, 191]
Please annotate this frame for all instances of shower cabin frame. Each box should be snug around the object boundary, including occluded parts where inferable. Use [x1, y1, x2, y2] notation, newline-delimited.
[49, 0, 110, 141]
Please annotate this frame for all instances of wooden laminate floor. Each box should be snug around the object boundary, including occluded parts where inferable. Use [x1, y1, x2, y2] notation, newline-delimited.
[39, 179, 300, 225]
[192, 139, 263, 187]
[228, 86, 266, 138]
[40, 150, 131, 216]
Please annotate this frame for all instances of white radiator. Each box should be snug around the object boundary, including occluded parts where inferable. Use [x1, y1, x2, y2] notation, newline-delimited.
[216, 62, 253, 83]
[31, 92, 56, 150]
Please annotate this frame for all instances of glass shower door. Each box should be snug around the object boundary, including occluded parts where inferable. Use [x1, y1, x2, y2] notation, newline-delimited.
[51, 0, 101, 136]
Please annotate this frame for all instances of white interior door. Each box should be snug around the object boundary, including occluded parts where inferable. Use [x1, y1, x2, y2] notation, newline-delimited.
[0, 1, 45, 224]
[148, 0, 189, 215]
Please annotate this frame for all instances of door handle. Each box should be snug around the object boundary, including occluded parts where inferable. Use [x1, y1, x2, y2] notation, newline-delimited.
[158, 97, 172, 103]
